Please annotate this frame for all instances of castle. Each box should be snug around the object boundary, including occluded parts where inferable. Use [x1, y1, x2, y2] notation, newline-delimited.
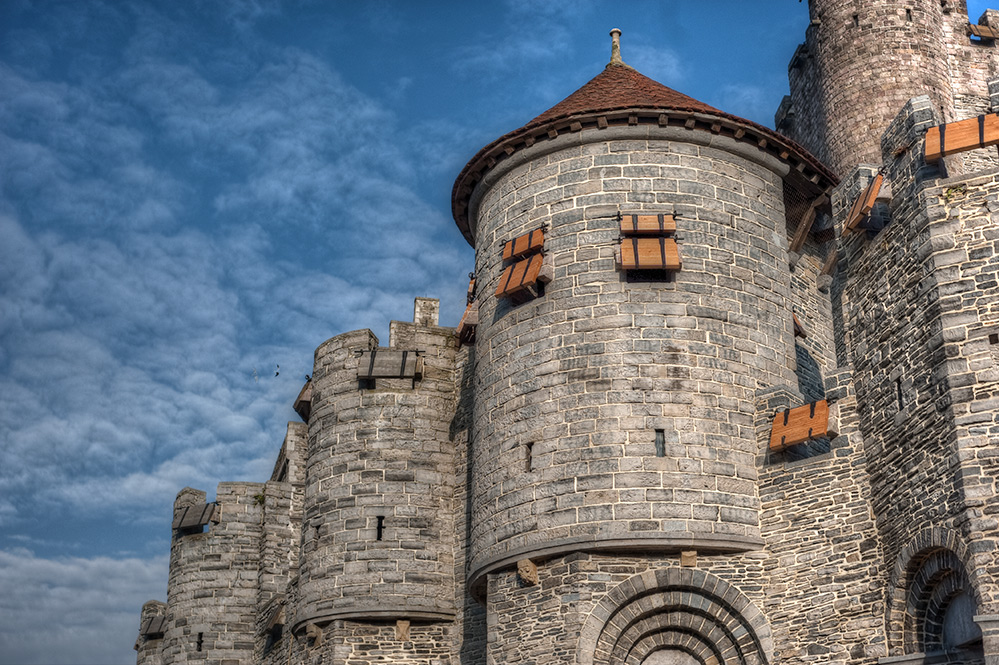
[134, 1, 999, 663]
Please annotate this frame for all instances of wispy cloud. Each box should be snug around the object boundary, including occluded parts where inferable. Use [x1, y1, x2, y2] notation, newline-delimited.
[0, 1, 470, 549]
[0, 548, 168, 665]
[626, 43, 685, 87]
[713, 83, 778, 128]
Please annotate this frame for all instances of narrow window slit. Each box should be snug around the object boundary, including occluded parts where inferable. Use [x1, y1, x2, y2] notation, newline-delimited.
[654, 430, 666, 458]
[896, 378, 905, 411]
[853, 13, 860, 26]
[376, 515, 385, 541]
[525, 443, 534, 472]
[197, 633, 203, 652]
[906, 8, 912, 21]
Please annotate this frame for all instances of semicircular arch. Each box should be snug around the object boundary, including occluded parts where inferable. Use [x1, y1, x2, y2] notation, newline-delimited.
[577, 567, 773, 665]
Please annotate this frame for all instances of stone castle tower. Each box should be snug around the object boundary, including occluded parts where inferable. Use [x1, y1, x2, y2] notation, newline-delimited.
[136, 2, 999, 664]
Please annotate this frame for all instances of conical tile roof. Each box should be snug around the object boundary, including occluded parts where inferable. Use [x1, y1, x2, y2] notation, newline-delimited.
[525, 61, 724, 131]
[451, 36, 836, 243]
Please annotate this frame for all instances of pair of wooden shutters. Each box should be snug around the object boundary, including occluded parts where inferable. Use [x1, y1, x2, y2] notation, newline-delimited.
[496, 228, 548, 298]
[618, 214, 681, 271]
[968, 23, 999, 40]
[924, 112, 999, 163]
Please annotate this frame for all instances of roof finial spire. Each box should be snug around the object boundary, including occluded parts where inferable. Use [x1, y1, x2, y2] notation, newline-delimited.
[609, 28, 623, 65]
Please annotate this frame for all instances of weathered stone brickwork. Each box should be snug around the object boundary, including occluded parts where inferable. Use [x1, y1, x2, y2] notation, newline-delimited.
[467, 128, 797, 589]
[139, 5, 999, 664]
[779, 0, 999, 178]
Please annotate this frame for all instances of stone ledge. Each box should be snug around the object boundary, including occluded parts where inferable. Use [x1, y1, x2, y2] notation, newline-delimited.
[291, 608, 456, 636]
[467, 532, 765, 598]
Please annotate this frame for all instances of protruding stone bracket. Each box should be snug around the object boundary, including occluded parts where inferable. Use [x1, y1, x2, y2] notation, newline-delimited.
[305, 623, 323, 650]
[680, 550, 697, 567]
[517, 558, 539, 586]
[395, 619, 411, 641]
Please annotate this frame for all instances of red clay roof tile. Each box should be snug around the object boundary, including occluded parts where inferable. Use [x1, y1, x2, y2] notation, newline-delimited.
[527, 62, 723, 129]
[451, 59, 837, 244]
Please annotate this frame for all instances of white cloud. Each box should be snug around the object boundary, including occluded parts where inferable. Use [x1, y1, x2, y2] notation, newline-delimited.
[714, 83, 776, 127]
[0, 3, 472, 663]
[626, 44, 685, 87]
[0, 0, 472, 539]
[0, 548, 168, 665]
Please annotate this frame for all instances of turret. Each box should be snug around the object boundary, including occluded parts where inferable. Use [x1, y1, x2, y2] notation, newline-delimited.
[450, 32, 837, 662]
[161, 485, 263, 665]
[293, 300, 459, 635]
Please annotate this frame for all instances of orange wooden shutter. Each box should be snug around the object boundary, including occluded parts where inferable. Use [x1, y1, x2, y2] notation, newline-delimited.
[769, 400, 831, 452]
[843, 173, 883, 236]
[969, 23, 999, 39]
[502, 228, 545, 261]
[620, 237, 681, 270]
[620, 213, 676, 236]
[924, 113, 999, 163]
[495, 253, 544, 297]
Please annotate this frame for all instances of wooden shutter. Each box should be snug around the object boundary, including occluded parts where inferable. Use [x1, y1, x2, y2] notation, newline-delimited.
[457, 300, 478, 344]
[843, 173, 883, 236]
[769, 400, 831, 452]
[793, 313, 807, 338]
[495, 253, 544, 297]
[357, 349, 420, 379]
[619, 237, 681, 270]
[141, 616, 167, 638]
[502, 228, 545, 261]
[620, 213, 677, 235]
[969, 23, 999, 39]
[173, 503, 216, 530]
[294, 380, 312, 421]
[924, 113, 999, 163]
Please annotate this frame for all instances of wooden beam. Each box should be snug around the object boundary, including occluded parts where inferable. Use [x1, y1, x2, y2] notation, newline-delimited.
[789, 194, 828, 254]
[820, 246, 838, 276]
[842, 174, 883, 236]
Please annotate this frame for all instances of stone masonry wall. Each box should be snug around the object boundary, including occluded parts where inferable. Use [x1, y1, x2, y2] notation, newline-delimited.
[782, 35, 831, 171]
[921, 171, 999, 611]
[163, 484, 264, 665]
[449, 344, 487, 664]
[467, 126, 799, 589]
[843, 104, 962, 582]
[801, 0, 954, 176]
[485, 552, 774, 665]
[757, 370, 887, 664]
[789, 240, 837, 402]
[296, 321, 458, 627]
[844, 98, 999, 639]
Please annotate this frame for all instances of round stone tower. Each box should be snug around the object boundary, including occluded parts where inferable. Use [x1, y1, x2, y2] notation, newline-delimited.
[451, 31, 836, 661]
[805, 0, 953, 173]
[294, 318, 458, 632]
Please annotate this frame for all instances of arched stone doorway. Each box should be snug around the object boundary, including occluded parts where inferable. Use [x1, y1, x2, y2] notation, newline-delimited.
[887, 528, 985, 664]
[577, 568, 773, 665]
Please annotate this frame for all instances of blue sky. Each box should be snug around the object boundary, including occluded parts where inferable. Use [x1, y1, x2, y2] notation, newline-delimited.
[0, 1, 992, 663]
